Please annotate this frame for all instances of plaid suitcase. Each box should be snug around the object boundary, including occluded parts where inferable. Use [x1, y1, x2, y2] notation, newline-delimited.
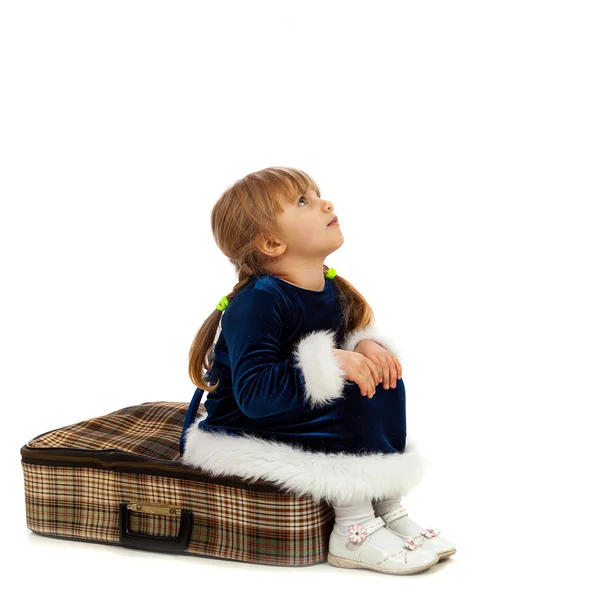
[21, 400, 335, 566]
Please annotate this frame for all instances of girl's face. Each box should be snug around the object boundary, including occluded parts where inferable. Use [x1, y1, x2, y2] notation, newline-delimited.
[275, 185, 344, 259]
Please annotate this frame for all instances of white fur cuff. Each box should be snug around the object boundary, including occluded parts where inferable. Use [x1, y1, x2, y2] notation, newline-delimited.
[342, 323, 403, 361]
[292, 329, 348, 410]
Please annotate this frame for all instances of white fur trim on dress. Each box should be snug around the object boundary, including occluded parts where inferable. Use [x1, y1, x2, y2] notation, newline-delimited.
[342, 323, 404, 361]
[180, 416, 430, 505]
[292, 329, 348, 409]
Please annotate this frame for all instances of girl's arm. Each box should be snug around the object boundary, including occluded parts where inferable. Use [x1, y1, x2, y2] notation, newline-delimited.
[222, 287, 348, 419]
[341, 323, 403, 361]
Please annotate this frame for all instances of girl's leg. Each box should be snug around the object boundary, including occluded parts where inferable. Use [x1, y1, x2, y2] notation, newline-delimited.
[373, 496, 427, 536]
[330, 497, 407, 552]
[331, 497, 375, 530]
[373, 497, 404, 517]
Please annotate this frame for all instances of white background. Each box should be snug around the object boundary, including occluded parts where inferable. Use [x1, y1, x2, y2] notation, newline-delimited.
[2, 0, 598, 597]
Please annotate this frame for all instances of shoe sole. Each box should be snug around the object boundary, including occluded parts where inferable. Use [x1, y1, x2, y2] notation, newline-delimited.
[327, 552, 439, 575]
[437, 549, 456, 560]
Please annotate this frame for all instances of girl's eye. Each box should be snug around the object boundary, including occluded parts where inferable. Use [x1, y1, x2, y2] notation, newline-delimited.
[298, 196, 308, 206]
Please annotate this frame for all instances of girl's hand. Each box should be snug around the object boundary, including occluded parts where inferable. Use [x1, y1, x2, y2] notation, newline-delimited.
[332, 349, 380, 398]
[354, 340, 402, 390]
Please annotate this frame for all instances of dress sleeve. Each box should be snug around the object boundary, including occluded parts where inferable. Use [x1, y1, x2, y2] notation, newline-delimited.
[222, 286, 349, 419]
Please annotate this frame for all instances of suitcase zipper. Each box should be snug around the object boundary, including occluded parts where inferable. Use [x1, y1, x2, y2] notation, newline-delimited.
[20, 445, 284, 494]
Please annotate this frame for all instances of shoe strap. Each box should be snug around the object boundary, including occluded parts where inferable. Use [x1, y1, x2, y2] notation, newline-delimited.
[345, 516, 385, 544]
[381, 505, 408, 524]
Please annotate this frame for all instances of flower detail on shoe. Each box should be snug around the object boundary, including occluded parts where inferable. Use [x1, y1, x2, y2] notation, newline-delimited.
[420, 528, 440, 539]
[346, 523, 369, 544]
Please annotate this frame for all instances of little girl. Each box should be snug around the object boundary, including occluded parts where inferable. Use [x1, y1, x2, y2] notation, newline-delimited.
[180, 167, 456, 575]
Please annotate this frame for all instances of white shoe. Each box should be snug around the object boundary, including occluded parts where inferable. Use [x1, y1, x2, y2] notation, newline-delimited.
[380, 505, 457, 560]
[327, 516, 439, 575]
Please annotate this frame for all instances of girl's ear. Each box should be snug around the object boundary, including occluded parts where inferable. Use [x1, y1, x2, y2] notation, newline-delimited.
[256, 232, 286, 259]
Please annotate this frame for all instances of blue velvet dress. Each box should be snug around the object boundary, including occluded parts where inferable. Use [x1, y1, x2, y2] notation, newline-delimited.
[188, 273, 407, 456]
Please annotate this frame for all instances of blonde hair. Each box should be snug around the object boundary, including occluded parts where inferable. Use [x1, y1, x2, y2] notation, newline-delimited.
[189, 166, 375, 392]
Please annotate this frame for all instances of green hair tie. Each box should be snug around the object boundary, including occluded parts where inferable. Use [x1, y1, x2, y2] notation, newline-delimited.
[325, 267, 337, 279]
[216, 296, 229, 312]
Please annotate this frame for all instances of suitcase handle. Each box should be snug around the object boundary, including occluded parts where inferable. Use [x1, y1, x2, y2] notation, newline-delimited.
[179, 387, 205, 457]
[119, 502, 193, 553]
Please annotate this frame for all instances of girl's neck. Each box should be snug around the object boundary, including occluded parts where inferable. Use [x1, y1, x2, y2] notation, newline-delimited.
[272, 268, 326, 292]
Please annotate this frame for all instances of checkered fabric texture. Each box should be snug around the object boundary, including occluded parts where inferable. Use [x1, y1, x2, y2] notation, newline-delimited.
[22, 401, 335, 566]
[27, 401, 192, 459]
